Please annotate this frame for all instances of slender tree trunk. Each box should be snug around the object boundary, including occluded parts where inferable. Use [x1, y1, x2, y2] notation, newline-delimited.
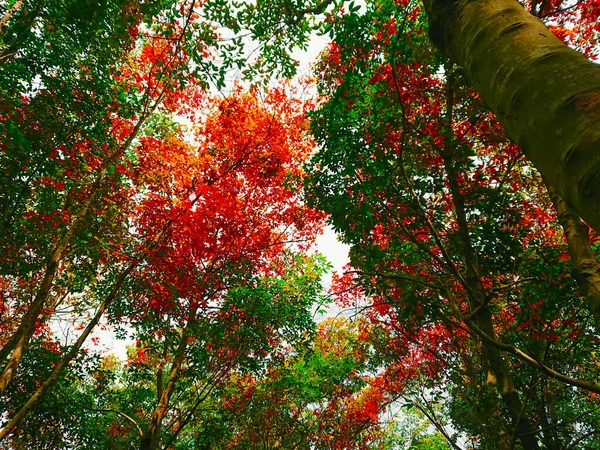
[546, 180, 600, 331]
[537, 379, 560, 450]
[440, 76, 541, 449]
[472, 307, 540, 449]
[423, 0, 600, 233]
[0, 205, 176, 440]
[0, 113, 150, 394]
[0, 1, 23, 30]
[0, 178, 102, 393]
[139, 307, 198, 450]
[0, 263, 135, 442]
[443, 317, 511, 449]
[0, 2, 42, 65]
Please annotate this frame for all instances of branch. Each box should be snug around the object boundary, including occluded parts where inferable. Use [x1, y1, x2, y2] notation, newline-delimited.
[411, 399, 464, 450]
[389, 63, 465, 285]
[284, 0, 334, 25]
[518, 407, 599, 438]
[459, 306, 600, 394]
[564, 430, 600, 450]
[88, 407, 144, 437]
[0, 1, 22, 30]
[491, 277, 536, 292]
[346, 269, 442, 291]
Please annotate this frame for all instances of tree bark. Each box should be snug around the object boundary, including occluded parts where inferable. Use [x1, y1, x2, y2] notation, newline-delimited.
[139, 307, 197, 450]
[440, 75, 541, 449]
[0, 264, 134, 442]
[545, 180, 600, 331]
[0, 1, 23, 31]
[423, 0, 600, 233]
[0, 112, 150, 394]
[0, 208, 176, 441]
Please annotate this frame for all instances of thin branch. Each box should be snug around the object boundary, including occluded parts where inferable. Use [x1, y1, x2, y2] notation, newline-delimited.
[491, 277, 536, 292]
[456, 305, 600, 394]
[564, 430, 600, 450]
[0, 0, 22, 30]
[346, 269, 442, 291]
[283, 0, 334, 25]
[411, 399, 464, 450]
[87, 407, 144, 437]
[519, 406, 598, 438]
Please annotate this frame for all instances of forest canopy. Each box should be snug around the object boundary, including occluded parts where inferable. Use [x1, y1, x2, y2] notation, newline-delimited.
[1, 0, 600, 449]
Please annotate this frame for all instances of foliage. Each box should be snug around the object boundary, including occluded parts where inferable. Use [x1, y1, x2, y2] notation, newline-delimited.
[307, 0, 600, 448]
[0, 0, 330, 446]
[1, 0, 600, 448]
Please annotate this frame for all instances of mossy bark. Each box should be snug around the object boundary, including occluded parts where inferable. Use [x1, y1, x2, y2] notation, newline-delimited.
[424, 0, 600, 233]
[546, 180, 600, 331]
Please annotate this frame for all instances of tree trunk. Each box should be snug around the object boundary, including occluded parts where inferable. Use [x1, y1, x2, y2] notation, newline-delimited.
[473, 307, 540, 449]
[139, 307, 197, 450]
[0, 264, 134, 442]
[545, 180, 600, 331]
[0, 1, 23, 30]
[0, 211, 175, 441]
[423, 0, 600, 233]
[439, 76, 541, 449]
[0, 112, 151, 393]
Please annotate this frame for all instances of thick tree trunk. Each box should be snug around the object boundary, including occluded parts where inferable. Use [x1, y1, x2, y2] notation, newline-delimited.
[546, 180, 600, 330]
[423, 0, 600, 233]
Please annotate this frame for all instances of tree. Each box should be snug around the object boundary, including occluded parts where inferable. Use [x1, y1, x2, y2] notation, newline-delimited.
[307, 0, 600, 448]
[424, 0, 600, 232]
[195, 0, 600, 237]
[0, 75, 326, 445]
[128, 86, 324, 450]
[35, 255, 329, 450]
[215, 317, 391, 450]
[0, 0, 327, 441]
[3, 0, 600, 447]
[0, 0, 205, 398]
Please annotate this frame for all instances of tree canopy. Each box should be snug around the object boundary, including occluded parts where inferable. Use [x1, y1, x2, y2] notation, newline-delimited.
[1, 0, 599, 449]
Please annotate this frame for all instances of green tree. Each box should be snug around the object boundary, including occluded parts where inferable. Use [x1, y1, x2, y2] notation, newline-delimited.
[2, 0, 600, 448]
